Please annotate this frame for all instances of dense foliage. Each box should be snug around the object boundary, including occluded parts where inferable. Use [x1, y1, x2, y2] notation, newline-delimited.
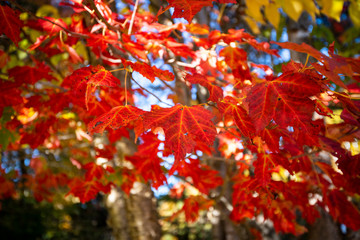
[0, 0, 360, 238]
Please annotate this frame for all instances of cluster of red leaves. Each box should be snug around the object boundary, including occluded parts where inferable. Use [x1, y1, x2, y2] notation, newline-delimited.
[1, 0, 360, 236]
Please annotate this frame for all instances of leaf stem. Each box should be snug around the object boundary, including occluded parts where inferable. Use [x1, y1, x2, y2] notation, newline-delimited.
[124, 70, 128, 106]
[110, 68, 125, 72]
[328, 90, 360, 100]
[304, 53, 310, 67]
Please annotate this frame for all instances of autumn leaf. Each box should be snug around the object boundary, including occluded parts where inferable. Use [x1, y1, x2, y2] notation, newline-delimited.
[0, 5, 22, 46]
[173, 195, 214, 223]
[220, 46, 247, 70]
[166, 0, 213, 23]
[247, 81, 277, 131]
[325, 190, 360, 231]
[247, 69, 322, 132]
[126, 133, 167, 189]
[0, 80, 24, 112]
[274, 41, 358, 88]
[123, 60, 175, 83]
[62, 65, 119, 110]
[218, 96, 255, 137]
[83, 162, 105, 181]
[253, 153, 276, 187]
[176, 158, 223, 194]
[88, 105, 145, 135]
[27, 16, 67, 34]
[259, 125, 284, 152]
[185, 73, 223, 102]
[9, 65, 53, 84]
[67, 178, 111, 203]
[166, 0, 236, 22]
[144, 105, 216, 168]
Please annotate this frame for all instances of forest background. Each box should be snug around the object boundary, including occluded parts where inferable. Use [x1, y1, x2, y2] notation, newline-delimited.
[0, 0, 360, 239]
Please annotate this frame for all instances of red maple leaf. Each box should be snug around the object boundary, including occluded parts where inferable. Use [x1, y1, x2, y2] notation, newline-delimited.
[185, 73, 223, 102]
[274, 42, 359, 88]
[9, 65, 53, 85]
[126, 132, 167, 189]
[83, 162, 105, 181]
[166, 0, 235, 23]
[0, 5, 22, 46]
[220, 46, 247, 70]
[176, 158, 223, 194]
[62, 65, 119, 109]
[27, 16, 67, 34]
[246, 69, 322, 134]
[253, 153, 277, 187]
[67, 178, 111, 203]
[0, 80, 24, 113]
[123, 60, 175, 83]
[218, 96, 255, 137]
[143, 104, 216, 169]
[325, 190, 360, 230]
[88, 105, 145, 135]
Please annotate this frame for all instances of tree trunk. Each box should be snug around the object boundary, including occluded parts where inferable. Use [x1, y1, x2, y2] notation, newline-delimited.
[105, 184, 161, 240]
[286, 12, 312, 63]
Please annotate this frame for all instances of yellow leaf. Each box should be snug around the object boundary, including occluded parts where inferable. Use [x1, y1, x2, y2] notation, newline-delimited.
[256, 0, 270, 6]
[245, 0, 264, 23]
[301, 0, 318, 21]
[318, 0, 345, 22]
[244, 16, 260, 34]
[349, 0, 360, 27]
[265, 3, 280, 29]
[36, 5, 60, 18]
[280, 0, 304, 22]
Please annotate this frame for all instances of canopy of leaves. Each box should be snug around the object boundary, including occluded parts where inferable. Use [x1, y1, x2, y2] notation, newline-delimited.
[0, 0, 360, 238]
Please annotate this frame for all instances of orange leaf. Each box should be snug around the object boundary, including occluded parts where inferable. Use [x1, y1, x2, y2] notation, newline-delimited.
[123, 60, 174, 83]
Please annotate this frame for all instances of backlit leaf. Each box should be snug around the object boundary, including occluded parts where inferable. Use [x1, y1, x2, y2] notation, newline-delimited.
[218, 96, 255, 137]
[88, 105, 145, 135]
[144, 105, 216, 168]
[62, 65, 119, 110]
[67, 178, 111, 203]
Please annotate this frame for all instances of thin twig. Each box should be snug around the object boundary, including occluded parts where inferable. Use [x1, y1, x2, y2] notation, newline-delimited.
[131, 77, 173, 107]
[124, 70, 128, 106]
[159, 79, 175, 91]
[128, 0, 140, 34]
[87, 0, 120, 32]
